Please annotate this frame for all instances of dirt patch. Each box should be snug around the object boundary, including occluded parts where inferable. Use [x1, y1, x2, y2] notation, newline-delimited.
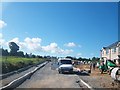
[75, 64, 90, 70]
[76, 64, 120, 88]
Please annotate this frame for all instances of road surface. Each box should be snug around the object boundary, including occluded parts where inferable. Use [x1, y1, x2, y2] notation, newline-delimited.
[17, 62, 88, 88]
[1, 65, 37, 87]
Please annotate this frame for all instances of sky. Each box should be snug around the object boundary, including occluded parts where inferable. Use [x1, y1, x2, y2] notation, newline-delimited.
[0, 2, 118, 58]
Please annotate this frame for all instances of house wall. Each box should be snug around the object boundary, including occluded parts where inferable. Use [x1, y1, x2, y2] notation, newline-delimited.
[101, 48, 111, 60]
[101, 44, 120, 65]
[101, 49, 106, 58]
[111, 47, 118, 60]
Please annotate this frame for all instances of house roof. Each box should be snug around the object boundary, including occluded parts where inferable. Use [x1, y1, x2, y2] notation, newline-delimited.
[103, 41, 120, 49]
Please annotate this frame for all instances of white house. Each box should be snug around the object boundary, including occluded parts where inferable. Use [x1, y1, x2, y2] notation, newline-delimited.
[100, 41, 120, 65]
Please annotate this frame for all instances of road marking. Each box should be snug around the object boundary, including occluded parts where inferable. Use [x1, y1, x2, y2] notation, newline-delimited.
[79, 77, 94, 90]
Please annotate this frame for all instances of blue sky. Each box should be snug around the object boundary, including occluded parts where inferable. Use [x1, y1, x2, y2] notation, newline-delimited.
[0, 2, 118, 58]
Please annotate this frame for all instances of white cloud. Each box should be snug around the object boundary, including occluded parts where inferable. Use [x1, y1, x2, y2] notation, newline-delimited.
[64, 42, 76, 47]
[42, 43, 57, 53]
[24, 37, 42, 51]
[0, 39, 5, 46]
[10, 37, 19, 44]
[42, 42, 73, 55]
[62, 49, 73, 55]
[8, 37, 42, 52]
[64, 42, 82, 48]
[24, 37, 41, 43]
[3, 37, 73, 55]
[0, 20, 7, 29]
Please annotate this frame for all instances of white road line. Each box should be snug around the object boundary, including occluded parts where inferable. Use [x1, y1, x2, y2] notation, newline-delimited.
[79, 77, 94, 90]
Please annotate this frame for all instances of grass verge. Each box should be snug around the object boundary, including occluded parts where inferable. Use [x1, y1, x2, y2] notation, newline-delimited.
[0, 56, 47, 74]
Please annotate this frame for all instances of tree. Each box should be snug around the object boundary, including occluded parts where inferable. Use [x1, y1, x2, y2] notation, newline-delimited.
[91, 57, 100, 63]
[3, 49, 9, 56]
[9, 42, 19, 56]
[78, 57, 83, 61]
[31, 54, 36, 58]
[17, 51, 24, 57]
[37, 55, 43, 58]
[0, 48, 9, 56]
[66, 56, 74, 60]
[44, 56, 47, 58]
[25, 53, 29, 58]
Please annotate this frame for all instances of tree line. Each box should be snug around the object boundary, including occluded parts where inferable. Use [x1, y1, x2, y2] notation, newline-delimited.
[66, 56, 100, 63]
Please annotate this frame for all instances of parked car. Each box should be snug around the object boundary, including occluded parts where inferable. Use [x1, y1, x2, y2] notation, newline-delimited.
[58, 58, 73, 74]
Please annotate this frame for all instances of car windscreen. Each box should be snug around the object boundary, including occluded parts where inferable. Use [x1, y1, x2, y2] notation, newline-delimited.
[60, 60, 72, 64]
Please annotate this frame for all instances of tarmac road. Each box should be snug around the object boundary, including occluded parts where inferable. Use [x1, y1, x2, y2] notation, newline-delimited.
[17, 62, 87, 88]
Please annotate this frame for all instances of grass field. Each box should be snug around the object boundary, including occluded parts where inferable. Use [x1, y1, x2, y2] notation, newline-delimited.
[0, 56, 47, 74]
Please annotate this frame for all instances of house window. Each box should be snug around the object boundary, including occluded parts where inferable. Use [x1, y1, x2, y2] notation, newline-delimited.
[106, 49, 109, 54]
[102, 51, 104, 55]
[112, 47, 116, 53]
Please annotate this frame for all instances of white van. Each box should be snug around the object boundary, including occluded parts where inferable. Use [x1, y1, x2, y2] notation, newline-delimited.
[58, 58, 73, 74]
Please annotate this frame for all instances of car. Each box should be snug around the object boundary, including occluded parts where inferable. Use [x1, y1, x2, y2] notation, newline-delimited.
[58, 58, 73, 74]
